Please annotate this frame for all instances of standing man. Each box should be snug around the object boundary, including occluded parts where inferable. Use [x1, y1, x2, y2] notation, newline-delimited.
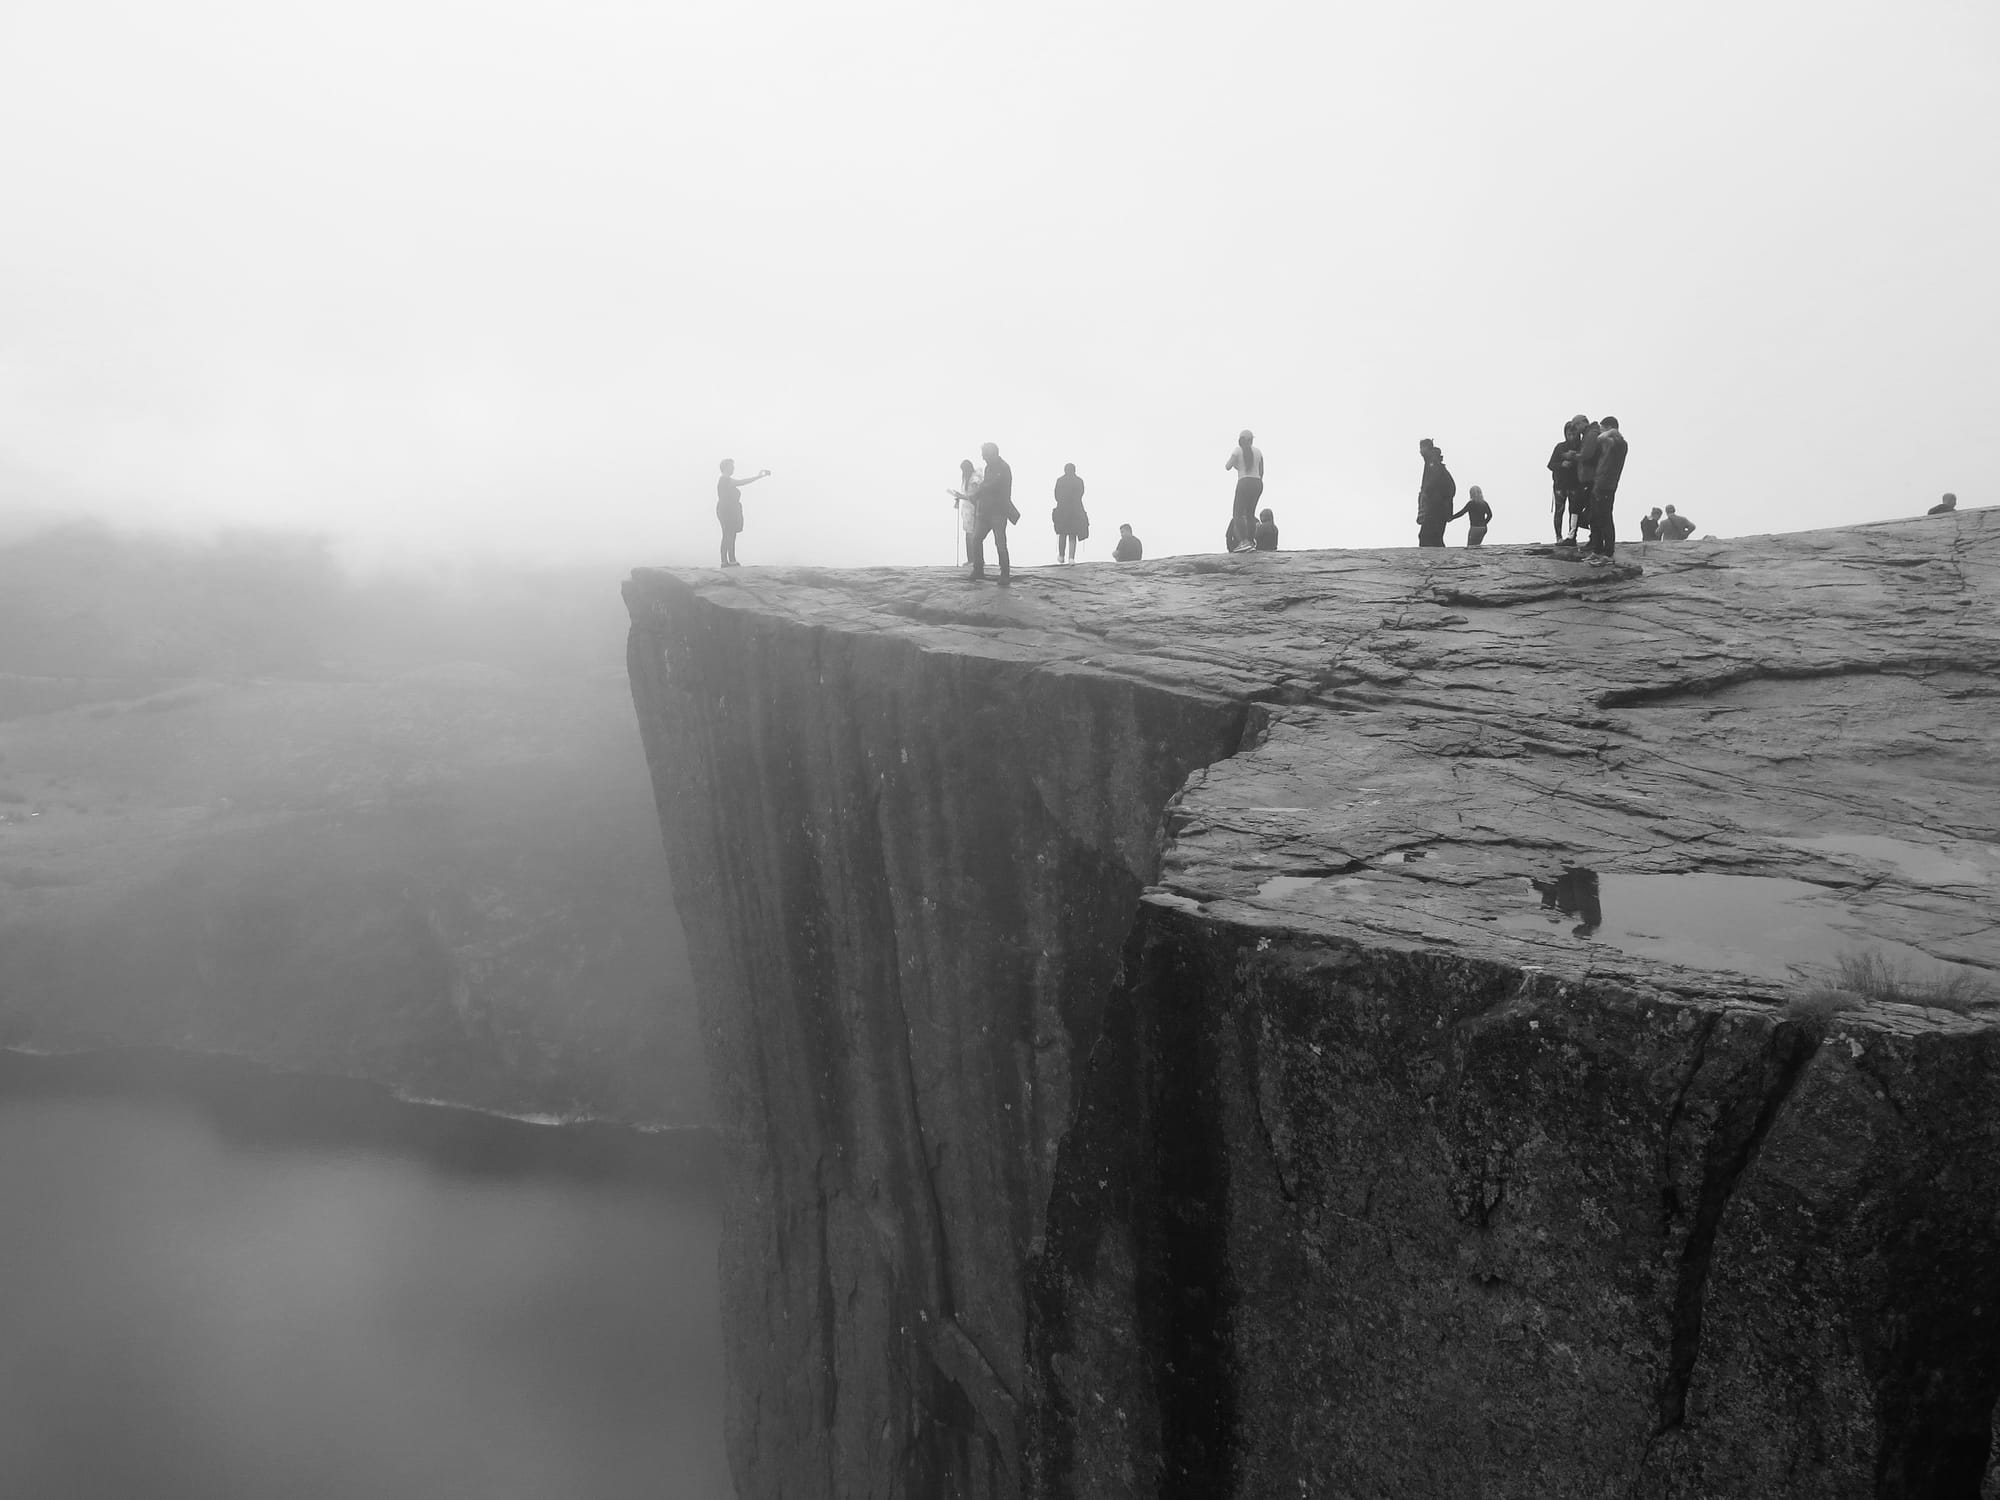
[1052, 463, 1088, 563]
[715, 458, 770, 567]
[1572, 416, 1603, 546]
[1416, 439, 1456, 547]
[1586, 417, 1627, 563]
[1660, 504, 1695, 540]
[1453, 485, 1493, 545]
[970, 441, 1017, 584]
[1226, 430, 1265, 553]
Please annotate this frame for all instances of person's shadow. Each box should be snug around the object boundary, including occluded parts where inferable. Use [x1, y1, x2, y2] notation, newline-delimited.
[1531, 866, 1603, 938]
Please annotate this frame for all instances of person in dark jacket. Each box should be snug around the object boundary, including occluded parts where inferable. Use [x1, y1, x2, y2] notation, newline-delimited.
[1928, 492, 1959, 515]
[1416, 439, 1456, 547]
[1585, 416, 1627, 561]
[1253, 508, 1279, 550]
[1453, 485, 1492, 545]
[1547, 421, 1582, 541]
[1052, 464, 1088, 562]
[970, 442, 1017, 583]
[1113, 524, 1143, 561]
[715, 458, 770, 566]
[1639, 507, 1663, 541]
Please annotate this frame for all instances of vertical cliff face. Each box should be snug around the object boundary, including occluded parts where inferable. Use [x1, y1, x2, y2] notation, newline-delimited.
[625, 575, 1248, 1496]
[626, 514, 2000, 1499]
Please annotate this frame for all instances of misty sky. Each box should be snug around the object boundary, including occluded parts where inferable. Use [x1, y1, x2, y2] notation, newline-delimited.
[2, 0, 1994, 568]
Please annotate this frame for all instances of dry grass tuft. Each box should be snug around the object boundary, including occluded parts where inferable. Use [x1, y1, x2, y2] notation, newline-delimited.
[1825, 952, 1994, 1015]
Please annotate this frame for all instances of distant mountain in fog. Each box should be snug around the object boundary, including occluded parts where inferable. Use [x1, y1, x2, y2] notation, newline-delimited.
[0, 516, 707, 1126]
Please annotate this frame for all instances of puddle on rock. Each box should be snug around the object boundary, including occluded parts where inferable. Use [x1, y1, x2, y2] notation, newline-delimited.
[1509, 867, 1976, 984]
[1257, 875, 1325, 900]
[1787, 834, 1991, 887]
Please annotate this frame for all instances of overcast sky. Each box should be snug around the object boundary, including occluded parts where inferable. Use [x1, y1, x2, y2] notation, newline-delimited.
[2, 0, 1994, 568]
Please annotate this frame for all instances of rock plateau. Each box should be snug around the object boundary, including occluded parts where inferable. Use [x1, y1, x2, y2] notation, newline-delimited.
[625, 514, 2000, 1498]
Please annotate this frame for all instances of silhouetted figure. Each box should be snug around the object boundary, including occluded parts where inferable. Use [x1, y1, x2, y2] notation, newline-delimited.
[1226, 430, 1264, 553]
[1573, 416, 1603, 529]
[1453, 485, 1492, 545]
[1660, 504, 1695, 541]
[1113, 524, 1143, 561]
[1254, 508, 1279, 550]
[1929, 492, 1959, 516]
[1416, 439, 1456, 547]
[970, 441, 1017, 583]
[1548, 420, 1583, 541]
[1639, 507, 1663, 541]
[1585, 416, 1627, 563]
[1052, 464, 1089, 562]
[1532, 866, 1602, 938]
[948, 458, 980, 565]
[715, 459, 770, 567]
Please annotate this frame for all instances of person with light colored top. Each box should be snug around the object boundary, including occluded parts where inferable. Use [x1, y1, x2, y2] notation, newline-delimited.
[1225, 430, 1265, 553]
[947, 458, 981, 565]
[1660, 503, 1696, 541]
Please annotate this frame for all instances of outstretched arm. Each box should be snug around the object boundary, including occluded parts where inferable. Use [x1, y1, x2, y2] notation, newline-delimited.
[737, 469, 773, 487]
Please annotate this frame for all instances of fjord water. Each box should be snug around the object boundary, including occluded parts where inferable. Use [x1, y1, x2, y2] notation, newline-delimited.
[0, 1055, 730, 1500]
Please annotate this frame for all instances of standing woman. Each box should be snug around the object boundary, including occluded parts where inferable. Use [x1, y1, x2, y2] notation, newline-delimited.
[948, 458, 980, 566]
[716, 458, 770, 567]
[1051, 463, 1088, 563]
[1225, 429, 1264, 553]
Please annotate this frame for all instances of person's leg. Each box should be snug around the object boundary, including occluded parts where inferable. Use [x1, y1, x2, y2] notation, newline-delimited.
[970, 518, 989, 577]
[1595, 490, 1616, 556]
[1467, 526, 1486, 547]
[1553, 491, 1566, 541]
[1418, 520, 1445, 548]
[720, 527, 730, 566]
[993, 520, 1011, 581]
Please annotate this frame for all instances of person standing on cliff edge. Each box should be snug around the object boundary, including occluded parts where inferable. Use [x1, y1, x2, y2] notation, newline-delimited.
[970, 442, 1017, 583]
[1051, 463, 1088, 563]
[715, 458, 770, 567]
[1416, 439, 1455, 547]
[1585, 417, 1627, 563]
[1226, 430, 1264, 553]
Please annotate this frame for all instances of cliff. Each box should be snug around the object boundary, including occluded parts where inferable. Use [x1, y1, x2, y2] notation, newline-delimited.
[624, 513, 2000, 1499]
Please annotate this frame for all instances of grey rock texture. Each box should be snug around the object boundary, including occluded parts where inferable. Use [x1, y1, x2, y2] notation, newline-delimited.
[624, 513, 2000, 1498]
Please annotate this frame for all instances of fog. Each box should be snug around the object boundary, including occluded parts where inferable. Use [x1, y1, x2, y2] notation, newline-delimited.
[3, 0, 1994, 567]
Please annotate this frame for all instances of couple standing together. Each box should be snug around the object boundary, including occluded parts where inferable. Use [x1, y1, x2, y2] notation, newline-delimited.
[949, 442, 1019, 583]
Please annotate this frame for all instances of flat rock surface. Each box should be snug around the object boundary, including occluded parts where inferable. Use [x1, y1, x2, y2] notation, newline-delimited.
[641, 513, 1998, 1009]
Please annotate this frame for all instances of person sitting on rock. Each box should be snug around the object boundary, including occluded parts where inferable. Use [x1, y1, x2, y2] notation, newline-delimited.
[1660, 503, 1696, 541]
[1253, 508, 1279, 550]
[1113, 524, 1143, 561]
[1639, 507, 1663, 541]
[1928, 492, 1959, 516]
[1452, 485, 1492, 546]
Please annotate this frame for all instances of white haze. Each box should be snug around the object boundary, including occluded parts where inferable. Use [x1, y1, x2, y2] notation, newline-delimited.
[1, 0, 1994, 568]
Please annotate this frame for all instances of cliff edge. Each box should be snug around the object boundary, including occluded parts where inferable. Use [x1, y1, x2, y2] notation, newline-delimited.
[625, 514, 2000, 1499]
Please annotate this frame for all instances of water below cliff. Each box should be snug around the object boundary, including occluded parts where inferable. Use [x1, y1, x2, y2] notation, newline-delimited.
[0, 1051, 730, 1500]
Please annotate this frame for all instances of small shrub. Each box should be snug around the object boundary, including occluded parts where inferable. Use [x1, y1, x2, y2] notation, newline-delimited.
[1787, 986, 1864, 1022]
[1829, 951, 1993, 1015]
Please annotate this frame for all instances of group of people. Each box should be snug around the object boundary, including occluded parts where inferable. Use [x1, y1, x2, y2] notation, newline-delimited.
[1543, 416, 1631, 560]
[941, 448, 1148, 579]
[712, 410, 1784, 571]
